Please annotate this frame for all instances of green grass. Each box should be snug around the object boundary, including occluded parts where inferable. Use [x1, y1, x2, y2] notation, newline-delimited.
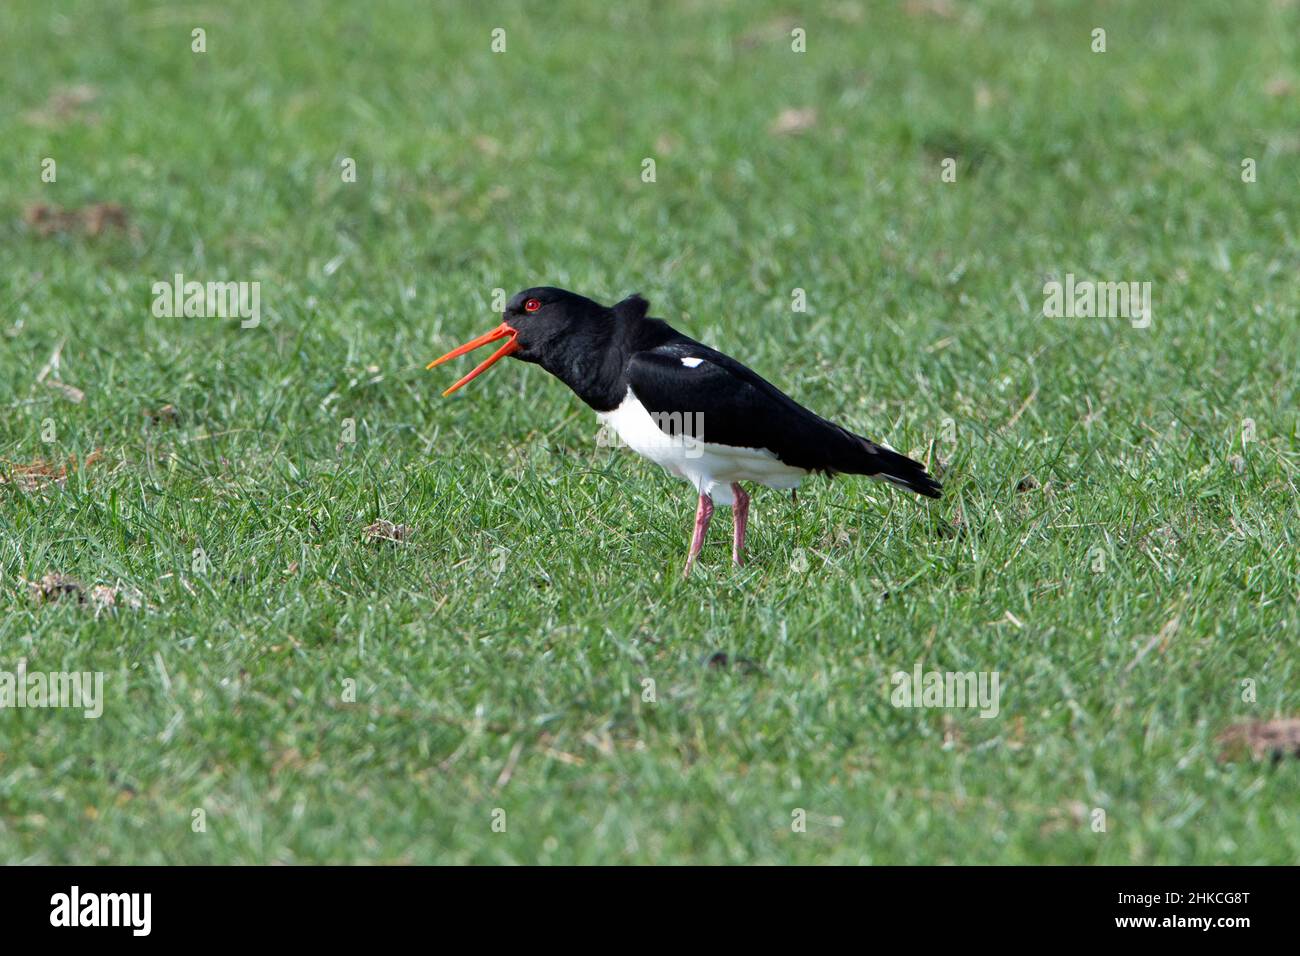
[1, 0, 1297, 864]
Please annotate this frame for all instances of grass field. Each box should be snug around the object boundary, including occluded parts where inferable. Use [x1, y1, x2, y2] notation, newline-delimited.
[1, 0, 1297, 864]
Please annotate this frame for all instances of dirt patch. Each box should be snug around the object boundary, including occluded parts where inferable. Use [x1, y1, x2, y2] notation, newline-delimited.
[702, 651, 762, 675]
[1217, 719, 1300, 762]
[88, 583, 144, 616]
[143, 404, 180, 425]
[736, 17, 799, 50]
[364, 520, 412, 544]
[904, 0, 958, 19]
[1, 450, 103, 492]
[23, 84, 100, 127]
[27, 572, 86, 604]
[769, 108, 818, 136]
[24, 202, 130, 238]
[25, 574, 143, 616]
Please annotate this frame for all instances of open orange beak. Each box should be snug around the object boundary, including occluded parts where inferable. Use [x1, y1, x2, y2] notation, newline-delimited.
[426, 322, 519, 396]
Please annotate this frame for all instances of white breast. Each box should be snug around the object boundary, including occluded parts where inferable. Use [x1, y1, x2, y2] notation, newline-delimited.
[596, 388, 807, 506]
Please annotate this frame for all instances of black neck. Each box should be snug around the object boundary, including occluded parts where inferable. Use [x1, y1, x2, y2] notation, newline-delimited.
[535, 313, 681, 412]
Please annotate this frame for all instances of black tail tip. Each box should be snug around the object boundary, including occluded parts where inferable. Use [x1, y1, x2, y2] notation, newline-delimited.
[916, 479, 943, 499]
[876, 465, 943, 499]
[857, 438, 943, 499]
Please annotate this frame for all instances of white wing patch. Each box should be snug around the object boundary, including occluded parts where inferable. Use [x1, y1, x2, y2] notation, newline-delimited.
[680, 357, 704, 368]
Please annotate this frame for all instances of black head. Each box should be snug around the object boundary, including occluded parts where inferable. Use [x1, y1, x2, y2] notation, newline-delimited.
[428, 286, 651, 397]
[503, 287, 610, 364]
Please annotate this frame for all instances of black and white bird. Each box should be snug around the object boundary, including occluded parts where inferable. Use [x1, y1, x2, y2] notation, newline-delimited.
[429, 288, 941, 576]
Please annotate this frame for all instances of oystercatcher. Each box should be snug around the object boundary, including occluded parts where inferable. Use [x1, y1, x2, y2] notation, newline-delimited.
[429, 288, 941, 576]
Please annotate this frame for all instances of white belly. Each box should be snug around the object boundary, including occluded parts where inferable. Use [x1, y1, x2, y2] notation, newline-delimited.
[596, 389, 808, 506]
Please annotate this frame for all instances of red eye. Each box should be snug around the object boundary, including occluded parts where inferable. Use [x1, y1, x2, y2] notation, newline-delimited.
[524, 298, 542, 313]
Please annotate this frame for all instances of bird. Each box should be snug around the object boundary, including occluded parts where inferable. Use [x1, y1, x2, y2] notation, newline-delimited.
[428, 287, 941, 576]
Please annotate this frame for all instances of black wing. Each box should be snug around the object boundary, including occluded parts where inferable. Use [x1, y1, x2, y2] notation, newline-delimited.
[625, 342, 941, 497]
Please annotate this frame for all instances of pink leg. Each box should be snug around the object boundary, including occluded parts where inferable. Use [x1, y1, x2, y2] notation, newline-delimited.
[683, 492, 714, 577]
[731, 483, 750, 566]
